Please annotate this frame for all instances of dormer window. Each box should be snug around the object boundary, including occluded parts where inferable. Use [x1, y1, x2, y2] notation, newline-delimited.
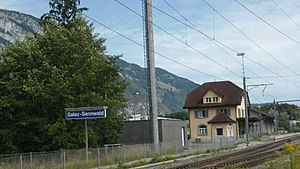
[205, 97, 211, 103]
[203, 90, 222, 104]
[213, 97, 219, 103]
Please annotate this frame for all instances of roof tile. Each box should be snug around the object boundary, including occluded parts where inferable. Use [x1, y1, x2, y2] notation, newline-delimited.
[207, 112, 236, 124]
[184, 81, 248, 108]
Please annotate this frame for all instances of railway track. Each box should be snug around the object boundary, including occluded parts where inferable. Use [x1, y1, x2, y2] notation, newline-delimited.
[163, 135, 300, 169]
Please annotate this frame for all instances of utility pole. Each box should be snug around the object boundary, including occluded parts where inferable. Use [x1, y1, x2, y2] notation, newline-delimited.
[237, 52, 249, 145]
[144, 0, 159, 154]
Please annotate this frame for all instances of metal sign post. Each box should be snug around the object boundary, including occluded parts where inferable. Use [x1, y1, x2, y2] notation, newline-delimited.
[65, 107, 107, 162]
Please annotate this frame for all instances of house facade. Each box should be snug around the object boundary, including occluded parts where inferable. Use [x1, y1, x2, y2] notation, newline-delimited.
[184, 81, 249, 142]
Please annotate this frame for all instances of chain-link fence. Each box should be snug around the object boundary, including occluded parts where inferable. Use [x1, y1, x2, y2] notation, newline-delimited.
[0, 138, 240, 169]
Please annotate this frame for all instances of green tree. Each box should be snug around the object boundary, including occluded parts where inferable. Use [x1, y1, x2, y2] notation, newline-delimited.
[0, 6, 126, 153]
[165, 112, 189, 120]
[41, 0, 88, 26]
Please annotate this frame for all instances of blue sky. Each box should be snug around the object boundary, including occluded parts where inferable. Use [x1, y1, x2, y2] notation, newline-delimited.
[2, 0, 300, 105]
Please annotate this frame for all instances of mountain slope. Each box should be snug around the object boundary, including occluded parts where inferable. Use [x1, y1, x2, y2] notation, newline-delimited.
[118, 60, 198, 115]
[0, 9, 199, 115]
[0, 9, 41, 49]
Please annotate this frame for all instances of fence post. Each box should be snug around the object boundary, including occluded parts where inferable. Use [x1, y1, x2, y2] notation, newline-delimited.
[63, 150, 66, 169]
[213, 138, 215, 150]
[97, 147, 100, 169]
[143, 144, 146, 161]
[175, 141, 177, 154]
[123, 145, 126, 163]
[30, 152, 33, 169]
[205, 138, 208, 151]
[220, 138, 222, 148]
[111, 146, 114, 165]
[227, 137, 229, 147]
[160, 142, 163, 156]
[20, 155, 23, 169]
[61, 149, 63, 167]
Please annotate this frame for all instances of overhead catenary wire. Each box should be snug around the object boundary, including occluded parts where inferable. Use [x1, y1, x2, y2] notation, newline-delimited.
[160, 0, 288, 100]
[113, 0, 292, 101]
[81, 8, 226, 81]
[114, 0, 242, 79]
[202, 0, 300, 90]
[203, 0, 299, 76]
[271, 0, 300, 29]
[70, 1, 293, 102]
[161, 0, 300, 92]
[234, 0, 300, 45]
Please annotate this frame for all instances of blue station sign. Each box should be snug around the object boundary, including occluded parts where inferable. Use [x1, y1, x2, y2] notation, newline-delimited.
[65, 107, 107, 120]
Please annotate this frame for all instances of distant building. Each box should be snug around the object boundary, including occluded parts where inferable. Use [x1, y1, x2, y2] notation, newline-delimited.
[249, 108, 274, 135]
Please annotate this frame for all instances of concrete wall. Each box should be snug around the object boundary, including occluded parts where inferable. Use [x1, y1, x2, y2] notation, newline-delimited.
[159, 119, 188, 146]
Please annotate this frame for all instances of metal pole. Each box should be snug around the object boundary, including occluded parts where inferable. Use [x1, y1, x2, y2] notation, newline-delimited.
[274, 99, 278, 135]
[144, 0, 159, 154]
[85, 119, 89, 162]
[259, 113, 262, 137]
[238, 52, 249, 145]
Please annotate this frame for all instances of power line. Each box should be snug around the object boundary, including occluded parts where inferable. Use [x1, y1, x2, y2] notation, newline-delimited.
[151, 1, 238, 54]
[271, 0, 300, 29]
[234, 0, 300, 45]
[82, 8, 225, 81]
[203, 0, 299, 76]
[114, 0, 242, 78]
[159, 0, 296, 99]
[202, 0, 300, 90]
[160, 0, 289, 100]
[81, 1, 293, 101]
[161, 0, 241, 65]
[159, 0, 282, 91]
[249, 74, 300, 79]
[61, 0, 290, 103]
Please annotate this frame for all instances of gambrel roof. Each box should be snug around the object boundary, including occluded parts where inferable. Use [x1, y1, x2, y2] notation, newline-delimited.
[183, 81, 249, 109]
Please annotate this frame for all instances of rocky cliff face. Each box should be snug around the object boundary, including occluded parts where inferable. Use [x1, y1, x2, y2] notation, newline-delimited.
[0, 9, 42, 49]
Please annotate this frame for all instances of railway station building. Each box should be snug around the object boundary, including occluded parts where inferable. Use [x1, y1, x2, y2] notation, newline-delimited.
[183, 81, 274, 143]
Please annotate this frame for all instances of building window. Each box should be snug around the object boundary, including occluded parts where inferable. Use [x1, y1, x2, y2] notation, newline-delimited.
[216, 127, 223, 136]
[205, 97, 211, 103]
[213, 97, 219, 103]
[195, 110, 208, 118]
[198, 125, 207, 135]
[238, 109, 241, 117]
[217, 108, 231, 116]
